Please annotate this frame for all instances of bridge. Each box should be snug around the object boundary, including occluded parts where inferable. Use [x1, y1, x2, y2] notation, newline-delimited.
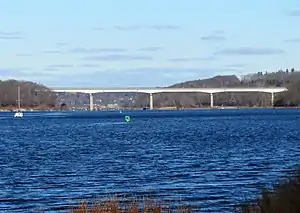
[51, 87, 288, 110]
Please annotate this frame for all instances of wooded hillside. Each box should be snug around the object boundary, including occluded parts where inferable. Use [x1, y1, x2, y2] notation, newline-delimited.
[0, 80, 57, 108]
[135, 69, 300, 108]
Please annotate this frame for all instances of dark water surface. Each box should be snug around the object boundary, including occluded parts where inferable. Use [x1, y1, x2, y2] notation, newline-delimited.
[1, 109, 300, 212]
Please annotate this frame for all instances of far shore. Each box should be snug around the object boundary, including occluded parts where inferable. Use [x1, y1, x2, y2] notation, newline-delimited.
[0, 105, 300, 112]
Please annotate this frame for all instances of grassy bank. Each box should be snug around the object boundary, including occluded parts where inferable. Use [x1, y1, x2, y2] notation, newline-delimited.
[67, 168, 300, 213]
[68, 198, 192, 213]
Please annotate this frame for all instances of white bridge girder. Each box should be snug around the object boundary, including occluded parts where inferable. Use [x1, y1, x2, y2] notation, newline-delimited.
[52, 87, 287, 110]
[52, 87, 287, 94]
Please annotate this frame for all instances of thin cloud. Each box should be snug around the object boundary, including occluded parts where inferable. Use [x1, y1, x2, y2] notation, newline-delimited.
[148, 25, 181, 30]
[16, 53, 32, 57]
[225, 63, 247, 67]
[13, 71, 74, 83]
[44, 67, 59, 71]
[92, 27, 105, 31]
[0, 36, 22, 40]
[284, 38, 300, 43]
[287, 9, 300, 16]
[45, 64, 74, 71]
[114, 25, 141, 31]
[44, 50, 63, 54]
[48, 64, 74, 68]
[78, 64, 101, 68]
[18, 71, 53, 77]
[201, 35, 226, 41]
[0, 69, 20, 76]
[0, 31, 23, 39]
[0, 31, 21, 35]
[169, 56, 217, 62]
[212, 30, 225, 34]
[82, 54, 153, 61]
[96, 67, 237, 76]
[70, 48, 128, 53]
[49, 67, 240, 87]
[56, 42, 68, 46]
[114, 25, 181, 31]
[138, 46, 163, 52]
[0, 67, 33, 76]
[215, 47, 285, 55]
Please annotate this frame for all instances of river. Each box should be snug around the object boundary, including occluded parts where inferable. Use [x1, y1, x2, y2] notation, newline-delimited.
[0, 109, 300, 212]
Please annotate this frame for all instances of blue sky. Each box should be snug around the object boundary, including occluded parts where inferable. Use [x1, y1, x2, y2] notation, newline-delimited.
[1, 0, 300, 87]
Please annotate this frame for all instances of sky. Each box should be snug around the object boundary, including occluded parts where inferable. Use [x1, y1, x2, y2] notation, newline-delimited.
[1, 0, 300, 87]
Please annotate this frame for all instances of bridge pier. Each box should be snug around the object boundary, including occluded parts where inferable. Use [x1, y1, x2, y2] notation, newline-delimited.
[210, 93, 214, 108]
[271, 92, 274, 107]
[149, 93, 153, 110]
[89, 93, 93, 111]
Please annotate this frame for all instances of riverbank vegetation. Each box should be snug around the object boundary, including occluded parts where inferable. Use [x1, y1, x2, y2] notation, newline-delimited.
[67, 168, 300, 213]
[68, 198, 192, 213]
[235, 168, 300, 213]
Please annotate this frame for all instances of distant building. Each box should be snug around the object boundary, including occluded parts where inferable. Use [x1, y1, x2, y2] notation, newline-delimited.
[107, 103, 119, 109]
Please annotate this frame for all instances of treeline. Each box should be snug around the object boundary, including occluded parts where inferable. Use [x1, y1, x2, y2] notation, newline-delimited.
[134, 69, 300, 108]
[0, 80, 57, 108]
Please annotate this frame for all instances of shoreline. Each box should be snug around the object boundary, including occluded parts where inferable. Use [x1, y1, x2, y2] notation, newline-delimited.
[0, 106, 300, 112]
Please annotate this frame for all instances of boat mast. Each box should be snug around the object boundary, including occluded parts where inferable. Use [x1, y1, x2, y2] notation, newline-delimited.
[17, 86, 21, 110]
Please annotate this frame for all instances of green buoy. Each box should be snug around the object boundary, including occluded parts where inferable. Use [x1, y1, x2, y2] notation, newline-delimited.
[124, 115, 131, 123]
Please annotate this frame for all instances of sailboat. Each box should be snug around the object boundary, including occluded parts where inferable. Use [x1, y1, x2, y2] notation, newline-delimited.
[14, 86, 23, 118]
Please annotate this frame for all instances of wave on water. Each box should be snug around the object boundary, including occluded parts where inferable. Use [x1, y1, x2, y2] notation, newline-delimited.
[1, 108, 300, 121]
[89, 121, 126, 127]
[48, 108, 300, 120]
[1, 108, 300, 212]
[42, 112, 68, 117]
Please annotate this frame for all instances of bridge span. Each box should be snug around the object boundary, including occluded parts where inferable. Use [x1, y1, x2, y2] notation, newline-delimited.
[51, 87, 287, 110]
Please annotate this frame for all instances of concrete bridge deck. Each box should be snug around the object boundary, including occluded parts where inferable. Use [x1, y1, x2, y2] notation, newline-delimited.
[51, 87, 287, 110]
[51, 87, 287, 94]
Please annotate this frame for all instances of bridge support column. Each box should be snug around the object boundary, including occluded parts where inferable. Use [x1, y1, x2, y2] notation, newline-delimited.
[89, 93, 94, 111]
[149, 93, 153, 110]
[271, 92, 274, 107]
[210, 93, 214, 108]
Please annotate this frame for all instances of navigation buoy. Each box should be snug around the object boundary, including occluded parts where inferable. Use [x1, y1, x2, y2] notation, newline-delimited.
[124, 115, 131, 123]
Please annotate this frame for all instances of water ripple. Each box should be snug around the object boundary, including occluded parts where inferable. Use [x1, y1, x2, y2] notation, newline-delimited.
[0, 109, 300, 212]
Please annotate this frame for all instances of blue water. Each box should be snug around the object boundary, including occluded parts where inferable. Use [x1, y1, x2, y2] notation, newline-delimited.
[0, 109, 300, 212]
